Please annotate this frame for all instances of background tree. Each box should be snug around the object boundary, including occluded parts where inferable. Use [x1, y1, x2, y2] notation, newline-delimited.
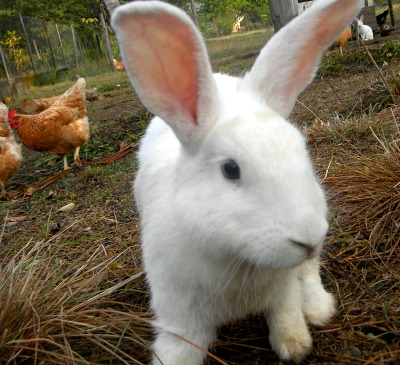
[269, 0, 298, 31]
[200, 0, 270, 36]
[0, 0, 101, 25]
[103, 0, 120, 16]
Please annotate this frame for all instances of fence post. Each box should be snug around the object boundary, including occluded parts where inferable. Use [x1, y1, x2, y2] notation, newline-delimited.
[19, 14, 38, 78]
[55, 24, 68, 69]
[76, 36, 85, 65]
[71, 26, 80, 67]
[99, 3, 115, 70]
[42, 20, 58, 74]
[0, 45, 17, 98]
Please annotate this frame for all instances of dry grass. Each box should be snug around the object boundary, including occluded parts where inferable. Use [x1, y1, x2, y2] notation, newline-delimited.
[0, 216, 154, 364]
[299, 106, 400, 365]
[307, 106, 400, 245]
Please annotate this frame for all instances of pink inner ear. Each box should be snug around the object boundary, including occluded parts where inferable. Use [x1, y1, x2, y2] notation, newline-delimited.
[121, 14, 199, 125]
[287, 11, 353, 104]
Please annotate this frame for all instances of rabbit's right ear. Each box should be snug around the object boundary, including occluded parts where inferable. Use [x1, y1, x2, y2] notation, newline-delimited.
[241, 0, 363, 119]
[111, 1, 218, 151]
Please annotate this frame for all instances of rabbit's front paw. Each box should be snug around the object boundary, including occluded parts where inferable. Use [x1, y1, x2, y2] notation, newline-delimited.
[269, 324, 312, 363]
[302, 280, 336, 326]
[151, 327, 213, 365]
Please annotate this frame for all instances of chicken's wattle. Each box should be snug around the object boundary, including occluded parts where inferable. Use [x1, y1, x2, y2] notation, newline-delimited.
[8, 111, 20, 129]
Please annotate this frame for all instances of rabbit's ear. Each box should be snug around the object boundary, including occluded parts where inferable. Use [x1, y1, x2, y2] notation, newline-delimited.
[111, 1, 217, 151]
[241, 0, 362, 118]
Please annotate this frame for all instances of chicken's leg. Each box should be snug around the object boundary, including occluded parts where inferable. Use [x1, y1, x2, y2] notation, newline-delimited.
[73, 147, 82, 167]
[63, 155, 70, 170]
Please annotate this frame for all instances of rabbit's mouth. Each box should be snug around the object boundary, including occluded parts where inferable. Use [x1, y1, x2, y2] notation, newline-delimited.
[289, 239, 320, 259]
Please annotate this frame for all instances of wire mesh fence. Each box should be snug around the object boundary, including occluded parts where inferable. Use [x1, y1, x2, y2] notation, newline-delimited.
[0, 15, 112, 99]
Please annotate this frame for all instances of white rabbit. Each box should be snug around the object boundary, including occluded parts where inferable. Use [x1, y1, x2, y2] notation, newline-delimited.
[356, 15, 374, 40]
[111, 0, 363, 364]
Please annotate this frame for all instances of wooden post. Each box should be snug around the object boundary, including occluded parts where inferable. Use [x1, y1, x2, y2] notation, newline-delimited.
[269, 0, 298, 32]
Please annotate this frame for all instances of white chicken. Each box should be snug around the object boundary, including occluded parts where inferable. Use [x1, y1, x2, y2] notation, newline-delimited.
[0, 102, 22, 196]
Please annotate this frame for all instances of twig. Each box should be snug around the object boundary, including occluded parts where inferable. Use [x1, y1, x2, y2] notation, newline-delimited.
[296, 99, 324, 123]
[358, 37, 397, 105]
[391, 108, 400, 135]
[36, 143, 137, 190]
[322, 76, 345, 109]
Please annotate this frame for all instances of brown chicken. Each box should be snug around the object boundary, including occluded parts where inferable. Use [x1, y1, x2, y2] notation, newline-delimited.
[20, 87, 100, 113]
[9, 78, 89, 170]
[20, 94, 60, 114]
[113, 58, 125, 72]
[0, 103, 22, 196]
[329, 26, 351, 57]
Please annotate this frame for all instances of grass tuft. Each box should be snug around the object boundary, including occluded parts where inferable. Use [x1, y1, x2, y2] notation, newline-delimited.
[0, 219, 152, 364]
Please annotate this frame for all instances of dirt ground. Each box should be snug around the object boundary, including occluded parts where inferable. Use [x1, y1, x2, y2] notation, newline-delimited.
[1, 35, 400, 364]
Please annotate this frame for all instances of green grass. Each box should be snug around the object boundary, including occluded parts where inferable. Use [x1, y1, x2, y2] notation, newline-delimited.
[12, 70, 131, 108]
[206, 29, 272, 60]
[207, 29, 273, 75]
[320, 39, 400, 75]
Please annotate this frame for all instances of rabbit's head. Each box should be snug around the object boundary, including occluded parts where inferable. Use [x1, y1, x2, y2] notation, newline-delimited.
[112, 0, 363, 269]
[356, 15, 364, 27]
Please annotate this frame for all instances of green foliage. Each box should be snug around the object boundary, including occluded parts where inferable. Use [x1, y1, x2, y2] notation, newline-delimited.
[376, 39, 400, 63]
[4, 30, 30, 72]
[369, 75, 400, 111]
[199, 0, 270, 37]
[97, 82, 120, 93]
[320, 39, 400, 76]
[0, 0, 101, 25]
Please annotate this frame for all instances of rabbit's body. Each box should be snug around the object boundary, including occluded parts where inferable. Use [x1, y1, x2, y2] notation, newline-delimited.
[135, 74, 333, 363]
[112, 0, 363, 364]
[356, 15, 374, 40]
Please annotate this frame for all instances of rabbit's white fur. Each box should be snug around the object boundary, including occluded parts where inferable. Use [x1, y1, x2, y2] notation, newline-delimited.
[112, 0, 363, 364]
[356, 15, 374, 40]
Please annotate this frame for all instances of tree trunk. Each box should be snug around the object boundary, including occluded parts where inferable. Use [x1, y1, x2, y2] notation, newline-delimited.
[387, 0, 395, 27]
[103, 0, 120, 16]
[189, 0, 199, 27]
[213, 18, 219, 37]
[269, 0, 298, 32]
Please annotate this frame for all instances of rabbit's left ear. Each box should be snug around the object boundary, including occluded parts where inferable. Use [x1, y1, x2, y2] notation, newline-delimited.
[111, 1, 218, 151]
[241, 0, 363, 118]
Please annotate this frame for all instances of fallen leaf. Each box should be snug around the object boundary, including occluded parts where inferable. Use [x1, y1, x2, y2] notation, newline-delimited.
[24, 186, 36, 196]
[8, 216, 26, 222]
[57, 203, 76, 212]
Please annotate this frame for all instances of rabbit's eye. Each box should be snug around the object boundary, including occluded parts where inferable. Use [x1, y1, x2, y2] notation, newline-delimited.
[221, 160, 240, 180]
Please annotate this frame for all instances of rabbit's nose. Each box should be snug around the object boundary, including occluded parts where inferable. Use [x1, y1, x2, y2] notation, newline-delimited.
[290, 239, 316, 257]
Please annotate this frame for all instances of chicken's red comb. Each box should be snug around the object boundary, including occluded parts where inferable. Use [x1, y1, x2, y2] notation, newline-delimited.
[8, 109, 17, 120]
